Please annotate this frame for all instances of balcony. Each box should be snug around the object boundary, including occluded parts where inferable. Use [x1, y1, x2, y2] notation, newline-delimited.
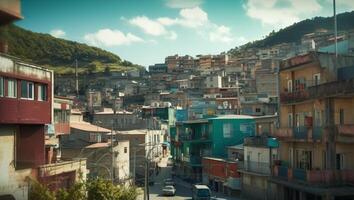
[241, 161, 271, 175]
[274, 126, 323, 142]
[244, 136, 279, 148]
[273, 128, 293, 138]
[293, 127, 307, 140]
[179, 134, 211, 143]
[273, 165, 354, 185]
[280, 79, 354, 104]
[182, 155, 202, 166]
[337, 124, 354, 137]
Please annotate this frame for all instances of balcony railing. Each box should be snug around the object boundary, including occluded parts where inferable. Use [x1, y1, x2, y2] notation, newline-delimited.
[274, 126, 323, 142]
[293, 127, 308, 140]
[337, 124, 354, 136]
[179, 134, 210, 143]
[280, 79, 354, 104]
[312, 126, 323, 140]
[273, 165, 354, 185]
[243, 161, 271, 175]
[273, 128, 293, 138]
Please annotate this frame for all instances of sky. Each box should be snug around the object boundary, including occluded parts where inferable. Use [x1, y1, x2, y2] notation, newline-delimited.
[17, 0, 354, 67]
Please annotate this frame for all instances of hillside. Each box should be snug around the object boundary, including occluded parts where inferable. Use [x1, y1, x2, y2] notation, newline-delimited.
[3, 25, 142, 74]
[229, 11, 354, 55]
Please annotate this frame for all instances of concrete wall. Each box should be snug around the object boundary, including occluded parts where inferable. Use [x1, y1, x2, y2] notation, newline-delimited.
[115, 140, 130, 182]
[242, 173, 269, 200]
[0, 125, 34, 200]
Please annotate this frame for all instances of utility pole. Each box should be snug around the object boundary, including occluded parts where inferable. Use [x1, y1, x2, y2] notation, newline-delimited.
[112, 100, 117, 184]
[325, 0, 337, 171]
[75, 59, 79, 96]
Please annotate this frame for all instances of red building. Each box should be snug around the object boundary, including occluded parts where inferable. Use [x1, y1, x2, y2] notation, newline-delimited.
[202, 157, 241, 196]
[0, 54, 87, 199]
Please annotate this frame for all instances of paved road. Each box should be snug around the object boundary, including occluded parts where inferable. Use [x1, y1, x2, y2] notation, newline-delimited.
[138, 157, 242, 200]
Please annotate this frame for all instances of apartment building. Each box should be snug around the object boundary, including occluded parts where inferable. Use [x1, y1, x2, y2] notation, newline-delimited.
[0, 54, 87, 199]
[271, 52, 354, 200]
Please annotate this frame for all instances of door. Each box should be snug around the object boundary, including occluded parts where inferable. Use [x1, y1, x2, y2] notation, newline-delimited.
[313, 73, 320, 86]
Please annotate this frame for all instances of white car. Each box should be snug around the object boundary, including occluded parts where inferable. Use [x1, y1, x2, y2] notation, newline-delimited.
[162, 185, 176, 196]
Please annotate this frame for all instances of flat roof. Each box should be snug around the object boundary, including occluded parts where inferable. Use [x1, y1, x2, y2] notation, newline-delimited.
[70, 122, 111, 133]
[180, 119, 209, 124]
[95, 108, 133, 115]
[227, 144, 244, 150]
[85, 142, 110, 149]
[117, 129, 148, 135]
[210, 115, 254, 120]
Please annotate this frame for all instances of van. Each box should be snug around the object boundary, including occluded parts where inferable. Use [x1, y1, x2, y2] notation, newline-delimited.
[192, 184, 211, 200]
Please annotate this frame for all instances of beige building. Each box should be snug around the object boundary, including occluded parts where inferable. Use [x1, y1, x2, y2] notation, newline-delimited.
[93, 108, 145, 131]
[271, 52, 354, 200]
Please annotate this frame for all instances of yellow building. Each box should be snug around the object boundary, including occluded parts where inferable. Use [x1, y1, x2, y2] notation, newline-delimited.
[271, 52, 354, 200]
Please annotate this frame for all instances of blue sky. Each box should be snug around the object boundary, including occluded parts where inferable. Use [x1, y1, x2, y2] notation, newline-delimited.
[17, 0, 354, 67]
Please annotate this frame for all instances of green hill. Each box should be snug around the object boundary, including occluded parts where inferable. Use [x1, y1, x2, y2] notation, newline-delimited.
[3, 25, 143, 74]
[228, 11, 354, 55]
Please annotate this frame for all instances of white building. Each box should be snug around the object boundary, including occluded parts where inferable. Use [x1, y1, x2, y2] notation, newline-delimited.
[204, 75, 222, 88]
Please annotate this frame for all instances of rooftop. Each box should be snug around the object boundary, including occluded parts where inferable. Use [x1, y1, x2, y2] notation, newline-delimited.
[210, 115, 254, 120]
[227, 144, 244, 150]
[117, 129, 148, 135]
[85, 142, 111, 149]
[70, 122, 111, 133]
[95, 108, 133, 115]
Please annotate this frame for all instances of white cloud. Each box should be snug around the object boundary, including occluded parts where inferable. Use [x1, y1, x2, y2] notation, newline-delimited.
[50, 29, 66, 38]
[165, 0, 203, 8]
[209, 25, 234, 43]
[129, 16, 168, 36]
[84, 29, 143, 46]
[129, 16, 177, 40]
[128, 7, 236, 43]
[243, 0, 322, 28]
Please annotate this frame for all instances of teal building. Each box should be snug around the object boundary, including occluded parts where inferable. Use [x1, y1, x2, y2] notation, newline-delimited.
[172, 115, 256, 181]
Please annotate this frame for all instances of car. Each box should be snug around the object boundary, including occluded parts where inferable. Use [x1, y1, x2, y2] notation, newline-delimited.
[162, 185, 176, 196]
[164, 178, 175, 186]
[192, 184, 211, 200]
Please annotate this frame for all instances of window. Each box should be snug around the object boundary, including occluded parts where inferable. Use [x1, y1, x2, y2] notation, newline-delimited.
[7, 79, 17, 98]
[313, 73, 320, 86]
[339, 109, 344, 125]
[124, 147, 128, 153]
[0, 77, 3, 97]
[255, 108, 261, 113]
[37, 84, 47, 101]
[295, 149, 312, 170]
[223, 123, 232, 138]
[21, 80, 34, 100]
[288, 113, 293, 128]
[287, 80, 292, 93]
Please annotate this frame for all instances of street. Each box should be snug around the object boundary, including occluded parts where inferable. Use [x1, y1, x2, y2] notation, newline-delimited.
[138, 157, 242, 200]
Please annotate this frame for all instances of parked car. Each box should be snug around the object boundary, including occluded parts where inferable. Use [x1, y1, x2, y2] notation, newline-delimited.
[192, 184, 211, 200]
[162, 185, 176, 196]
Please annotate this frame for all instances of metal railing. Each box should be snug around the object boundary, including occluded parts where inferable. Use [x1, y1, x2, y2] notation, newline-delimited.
[293, 126, 307, 140]
[312, 126, 323, 141]
[293, 168, 307, 182]
[243, 161, 271, 174]
[280, 79, 354, 104]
